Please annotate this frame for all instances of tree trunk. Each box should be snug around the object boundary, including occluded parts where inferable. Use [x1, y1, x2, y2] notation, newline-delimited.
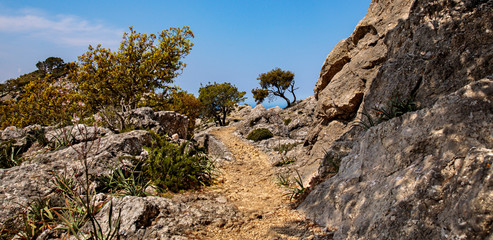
[289, 83, 297, 105]
[280, 94, 292, 108]
[220, 108, 227, 126]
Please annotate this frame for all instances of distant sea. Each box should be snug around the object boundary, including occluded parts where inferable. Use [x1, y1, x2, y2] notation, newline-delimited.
[244, 102, 287, 109]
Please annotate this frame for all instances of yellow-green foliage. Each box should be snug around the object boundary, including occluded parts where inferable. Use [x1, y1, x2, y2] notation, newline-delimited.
[142, 87, 202, 130]
[0, 78, 88, 129]
[71, 26, 194, 113]
[0, 57, 73, 97]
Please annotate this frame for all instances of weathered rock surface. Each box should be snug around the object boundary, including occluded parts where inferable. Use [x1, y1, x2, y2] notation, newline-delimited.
[311, 0, 493, 180]
[127, 107, 189, 139]
[194, 127, 235, 164]
[0, 108, 193, 237]
[314, 0, 415, 121]
[299, 79, 493, 239]
[298, 0, 493, 238]
[79, 194, 241, 239]
[0, 129, 152, 229]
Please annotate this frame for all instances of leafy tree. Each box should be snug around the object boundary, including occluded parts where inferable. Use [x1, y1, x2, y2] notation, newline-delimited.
[252, 68, 297, 108]
[199, 82, 246, 126]
[71, 26, 194, 131]
[36, 57, 65, 75]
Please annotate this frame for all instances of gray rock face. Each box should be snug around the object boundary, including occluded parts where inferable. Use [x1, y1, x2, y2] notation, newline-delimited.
[236, 104, 289, 138]
[299, 79, 493, 239]
[81, 194, 240, 239]
[310, 0, 493, 181]
[0, 129, 153, 228]
[363, 0, 493, 112]
[314, 0, 415, 121]
[127, 107, 189, 139]
[194, 129, 235, 163]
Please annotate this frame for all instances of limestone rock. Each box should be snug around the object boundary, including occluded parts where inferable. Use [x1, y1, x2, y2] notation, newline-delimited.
[363, 0, 493, 112]
[155, 111, 189, 139]
[230, 104, 253, 120]
[299, 79, 493, 239]
[314, 0, 415, 121]
[126, 107, 189, 139]
[0, 129, 153, 229]
[236, 104, 289, 138]
[194, 129, 235, 163]
[79, 195, 240, 239]
[309, 0, 493, 186]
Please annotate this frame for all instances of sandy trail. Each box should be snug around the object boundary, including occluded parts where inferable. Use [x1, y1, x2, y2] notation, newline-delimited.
[189, 127, 329, 240]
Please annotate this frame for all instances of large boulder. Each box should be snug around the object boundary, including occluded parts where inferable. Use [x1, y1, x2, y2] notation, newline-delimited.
[78, 194, 240, 239]
[309, 0, 493, 180]
[194, 128, 235, 164]
[236, 104, 289, 138]
[127, 107, 189, 139]
[314, 0, 415, 121]
[299, 79, 493, 239]
[0, 129, 152, 230]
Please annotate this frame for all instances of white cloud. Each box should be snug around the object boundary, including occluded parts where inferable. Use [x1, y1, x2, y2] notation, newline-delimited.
[0, 10, 124, 48]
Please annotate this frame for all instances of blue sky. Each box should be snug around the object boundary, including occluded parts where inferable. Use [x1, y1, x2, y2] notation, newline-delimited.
[0, 0, 370, 107]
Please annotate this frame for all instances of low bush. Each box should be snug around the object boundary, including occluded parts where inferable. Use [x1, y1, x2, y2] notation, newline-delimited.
[147, 142, 213, 193]
[283, 118, 292, 126]
[274, 142, 301, 154]
[246, 128, 273, 142]
[146, 132, 214, 193]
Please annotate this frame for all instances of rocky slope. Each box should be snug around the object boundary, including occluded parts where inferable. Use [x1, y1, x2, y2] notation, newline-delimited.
[298, 0, 493, 239]
[1, 0, 491, 239]
[0, 108, 241, 239]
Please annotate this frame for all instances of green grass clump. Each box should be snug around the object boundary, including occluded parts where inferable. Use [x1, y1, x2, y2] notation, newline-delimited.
[356, 97, 419, 130]
[246, 128, 273, 142]
[97, 157, 150, 197]
[0, 140, 23, 168]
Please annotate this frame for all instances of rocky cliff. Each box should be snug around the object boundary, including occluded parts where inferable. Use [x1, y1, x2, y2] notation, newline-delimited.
[299, 0, 493, 239]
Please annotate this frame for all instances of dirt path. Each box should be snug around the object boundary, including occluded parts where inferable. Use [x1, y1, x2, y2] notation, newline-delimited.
[189, 127, 329, 240]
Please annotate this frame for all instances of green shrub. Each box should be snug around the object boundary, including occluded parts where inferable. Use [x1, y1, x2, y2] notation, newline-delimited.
[146, 133, 213, 193]
[283, 118, 292, 126]
[246, 128, 273, 142]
